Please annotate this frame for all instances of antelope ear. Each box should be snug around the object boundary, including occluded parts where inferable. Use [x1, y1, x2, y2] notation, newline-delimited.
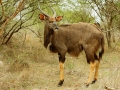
[39, 14, 45, 20]
[56, 16, 63, 22]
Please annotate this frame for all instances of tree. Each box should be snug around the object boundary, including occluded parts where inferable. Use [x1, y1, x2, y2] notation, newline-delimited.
[58, 0, 94, 23]
[0, 0, 25, 44]
[86, 0, 120, 48]
[0, 0, 64, 45]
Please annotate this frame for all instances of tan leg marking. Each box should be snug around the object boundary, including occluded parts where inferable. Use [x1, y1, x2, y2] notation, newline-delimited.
[94, 61, 100, 80]
[86, 61, 96, 84]
[59, 62, 64, 80]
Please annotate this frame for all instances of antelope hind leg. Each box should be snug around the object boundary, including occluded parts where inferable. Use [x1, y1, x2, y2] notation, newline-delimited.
[91, 61, 100, 84]
[86, 61, 96, 86]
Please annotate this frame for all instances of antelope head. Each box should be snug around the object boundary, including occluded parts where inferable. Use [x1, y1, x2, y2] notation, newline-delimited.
[38, 2, 63, 48]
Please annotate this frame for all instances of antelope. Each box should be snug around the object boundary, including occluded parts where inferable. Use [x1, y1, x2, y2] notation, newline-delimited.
[38, 3, 105, 87]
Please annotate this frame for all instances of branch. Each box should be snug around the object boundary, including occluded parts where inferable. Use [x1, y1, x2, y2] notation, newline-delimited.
[0, 0, 6, 18]
[88, 0, 104, 22]
[0, 0, 25, 36]
[104, 86, 114, 90]
[25, 27, 42, 38]
[104, 66, 120, 90]
[2, 7, 38, 44]
[3, 7, 28, 39]
[109, 1, 120, 14]
[102, 26, 120, 33]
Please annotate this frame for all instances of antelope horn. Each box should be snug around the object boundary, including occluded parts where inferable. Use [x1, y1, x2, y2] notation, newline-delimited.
[38, 2, 49, 17]
[50, 5, 56, 17]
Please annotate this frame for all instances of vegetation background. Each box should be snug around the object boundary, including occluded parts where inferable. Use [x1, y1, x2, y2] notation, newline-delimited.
[0, 0, 120, 90]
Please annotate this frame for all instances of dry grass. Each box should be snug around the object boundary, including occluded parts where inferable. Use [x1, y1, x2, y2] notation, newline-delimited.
[0, 30, 120, 90]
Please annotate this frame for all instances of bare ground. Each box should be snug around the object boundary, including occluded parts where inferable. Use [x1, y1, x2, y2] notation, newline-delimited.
[0, 31, 120, 90]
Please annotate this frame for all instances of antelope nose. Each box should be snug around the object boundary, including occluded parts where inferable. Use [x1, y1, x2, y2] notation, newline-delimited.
[55, 27, 59, 30]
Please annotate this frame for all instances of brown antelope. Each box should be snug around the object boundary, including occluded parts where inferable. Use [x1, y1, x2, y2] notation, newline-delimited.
[38, 3, 105, 87]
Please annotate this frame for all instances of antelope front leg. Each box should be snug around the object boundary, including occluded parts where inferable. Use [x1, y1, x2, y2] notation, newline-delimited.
[58, 62, 64, 87]
[58, 52, 66, 87]
[86, 61, 96, 86]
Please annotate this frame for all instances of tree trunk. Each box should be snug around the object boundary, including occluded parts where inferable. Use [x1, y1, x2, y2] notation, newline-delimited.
[107, 31, 112, 48]
[112, 31, 116, 43]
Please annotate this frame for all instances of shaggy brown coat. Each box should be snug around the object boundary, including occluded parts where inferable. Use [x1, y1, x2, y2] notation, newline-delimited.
[44, 22, 104, 64]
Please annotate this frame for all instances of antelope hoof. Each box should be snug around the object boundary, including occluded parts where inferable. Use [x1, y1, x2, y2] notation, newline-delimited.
[86, 83, 89, 87]
[84, 82, 90, 87]
[91, 79, 97, 84]
[58, 80, 64, 87]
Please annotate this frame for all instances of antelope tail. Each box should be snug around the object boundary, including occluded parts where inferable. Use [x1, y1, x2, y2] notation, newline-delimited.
[99, 37, 105, 60]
